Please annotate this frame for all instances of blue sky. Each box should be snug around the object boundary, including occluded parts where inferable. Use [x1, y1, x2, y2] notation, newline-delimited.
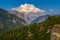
[0, 0, 60, 14]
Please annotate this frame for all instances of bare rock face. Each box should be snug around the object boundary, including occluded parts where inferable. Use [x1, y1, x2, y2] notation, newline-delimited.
[10, 10, 24, 19]
[50, 24, 60, 40]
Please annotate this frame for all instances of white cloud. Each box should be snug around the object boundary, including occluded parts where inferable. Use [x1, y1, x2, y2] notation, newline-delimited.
[49, 9, 54, 15]
[12, 4, 45, 14]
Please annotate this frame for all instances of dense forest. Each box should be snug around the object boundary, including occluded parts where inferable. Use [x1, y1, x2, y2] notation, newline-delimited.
[0, 15, 60, 40]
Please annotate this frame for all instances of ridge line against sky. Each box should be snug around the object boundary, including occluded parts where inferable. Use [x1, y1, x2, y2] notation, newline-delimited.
[0, 0, 60, 14]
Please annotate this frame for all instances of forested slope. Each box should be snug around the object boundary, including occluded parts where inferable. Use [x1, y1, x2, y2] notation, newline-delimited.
[0, 15, 60, 40]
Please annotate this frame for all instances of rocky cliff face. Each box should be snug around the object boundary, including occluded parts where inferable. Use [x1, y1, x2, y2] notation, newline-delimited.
[10, 10, 24, 20]
[50, 24, 60, 40]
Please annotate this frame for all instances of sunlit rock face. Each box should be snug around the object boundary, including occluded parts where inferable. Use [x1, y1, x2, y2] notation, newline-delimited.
[10, 4, 46, 24]
[50, 24, 60, 40]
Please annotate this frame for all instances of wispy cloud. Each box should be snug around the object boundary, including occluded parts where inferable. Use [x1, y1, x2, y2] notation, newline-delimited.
[49, 9, 54, 12]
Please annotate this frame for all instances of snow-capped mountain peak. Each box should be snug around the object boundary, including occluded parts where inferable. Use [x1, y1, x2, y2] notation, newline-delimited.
[10, 4, 47, 24]
[11, 4, 45, 14]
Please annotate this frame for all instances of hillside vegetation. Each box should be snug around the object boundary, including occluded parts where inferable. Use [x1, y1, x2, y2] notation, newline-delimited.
[0, 8, 26, 33]
[0, 15, 60, 40]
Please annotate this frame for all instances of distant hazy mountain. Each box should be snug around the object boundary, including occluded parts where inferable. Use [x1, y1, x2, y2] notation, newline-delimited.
[0, 8, 27, 33]
[31, 15, 48, 24]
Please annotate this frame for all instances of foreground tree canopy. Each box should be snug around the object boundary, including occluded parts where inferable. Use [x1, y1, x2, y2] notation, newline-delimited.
[0, 15, 60, 40]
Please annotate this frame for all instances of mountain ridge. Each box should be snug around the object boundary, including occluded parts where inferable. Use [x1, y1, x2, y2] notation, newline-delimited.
[0, 8, 27, 33]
